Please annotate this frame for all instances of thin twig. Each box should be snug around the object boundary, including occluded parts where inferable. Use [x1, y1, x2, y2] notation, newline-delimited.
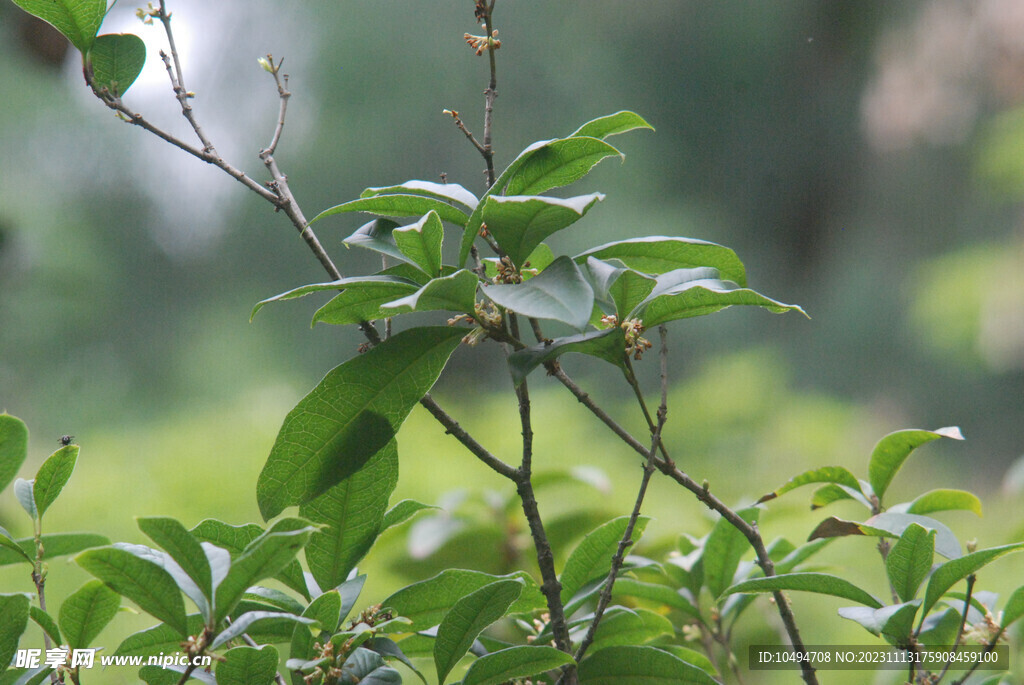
[572, 328, 671, 667]
[936, 575, 976, 682]
[90, 7, 521, 497]
[444, 109, 488, 156]
[950, 628, 1006, 685]
[256, 59, 343, 282]
[99, 96, 277, 202]
[481, 1, 498, 187]
[418, 392, 517, 480]
[550, 365, 819, 685]
[156, 1, 216, 154]
[507, 314, 573, 657]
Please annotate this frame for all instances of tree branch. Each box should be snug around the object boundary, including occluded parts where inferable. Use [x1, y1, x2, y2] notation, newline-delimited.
[90, 5, 522, 505]
[549, 364, 819, 685]
[572, 327, 671, 667]
[507, 314, 573, 658]
[157, 0, 216, 154]
[418, 392, 517, 480]
[481, 1, 498, 187]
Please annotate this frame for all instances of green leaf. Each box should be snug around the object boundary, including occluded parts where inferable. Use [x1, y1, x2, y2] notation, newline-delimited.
[110, 542, 211, 625]
[560, 516, 650, 604]
[313, 195, 469, 227]
[459, 135, 621, 267]
[14, 479, 36, 520]
[114, 615, 205, 657]
[584, 258, 657, 318]
[393, 211, 444, 277]
[902, 488, 983, 517]
[508, 328, 626, 386]
[611, 578, 700, 619]
[380, 500, 438, 533]
[341, 218, 409, 263]
[809, 483, 861, 509]
[340, 647, 402, 684]
[721, 538, 834, 624]
[1001, 585, 1024, 630]
[589, 607, 674, 651]
[433, 579, 523, 684]
[879, 602, 923, 646]
[3, 666, 54, 685]
[9, 0, 105, 52]
[462, 645, 574, 685]
[577, 236, 747, 286]
[251, 275, 418, 321]
[338, 574, 368, 625]
[0, 594, 31, 673]
[807, 514, 963, 560]
[214, 518, 315, 624]
[76, 546, 188, 636]
[862, 512, 962, 560]
[302, 590, 342, 633]
[635, 271, 806, 326]
[838, 602, 920, 644]
[313, 281, 422, 326]
[578, 645, 719, 685]
[29, 606, 62, 646]
[757, 466, 865, 504]
[722, 572, 883, 608]
[87, 34, 146, 97]
[480, 193, 604, 268]
[0, 526, 33, 566]
[300, 443, 398, 590]
[919, 542, 1024, 628]
[210, 611, 315, 649]
[703, 507, 760, 599]
[382, 270, 479, 315]
[655, 646, 718, 677]
[137, 518, 213, 608]
[258, 326, 464, 519]
[58, 580, 120, 650]
[190, 519, 308, 600]
[216, 645, 279, 685]
[483, 256, 595, 331]
[0, 533, 109, 566]
[361, 180, 478, 209]
[32, 445, 78, 519]
[383, 570, 544, 632]
[886, 524, 936, 603]
[868, 426, 964, 501]
[366, 637, 428, 684]
[502, 137, 622, 197]
[570, 111, 655, 140]
[241, 586, 305, 616]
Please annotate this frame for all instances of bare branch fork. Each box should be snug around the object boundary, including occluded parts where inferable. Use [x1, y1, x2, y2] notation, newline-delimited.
[570, 326, 671, 673]
[548, 362, 819, 685]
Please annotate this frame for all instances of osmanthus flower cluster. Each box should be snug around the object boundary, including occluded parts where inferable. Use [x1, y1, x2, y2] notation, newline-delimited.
[252, 110, 805, 394]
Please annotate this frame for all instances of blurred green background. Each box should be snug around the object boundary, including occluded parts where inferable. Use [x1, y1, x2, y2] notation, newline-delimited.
[1, 1, 1023, 683]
